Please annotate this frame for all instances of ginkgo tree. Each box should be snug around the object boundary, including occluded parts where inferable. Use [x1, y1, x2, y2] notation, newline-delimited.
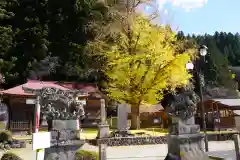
[87, 13, 197, 129]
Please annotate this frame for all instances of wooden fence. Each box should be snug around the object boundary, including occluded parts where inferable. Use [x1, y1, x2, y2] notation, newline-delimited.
[10, 120, 31, 131]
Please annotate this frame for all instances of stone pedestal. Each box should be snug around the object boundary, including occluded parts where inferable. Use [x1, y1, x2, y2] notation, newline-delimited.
[167, 116, 209, 159]
[98, 124, 110, 138]
[52, 120, 80, 130]
[97, 99, 110, 138]
[44, 120, 85, 160]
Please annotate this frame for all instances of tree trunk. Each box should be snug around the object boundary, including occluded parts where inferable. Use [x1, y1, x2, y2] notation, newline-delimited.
[130, 105, 140, 129]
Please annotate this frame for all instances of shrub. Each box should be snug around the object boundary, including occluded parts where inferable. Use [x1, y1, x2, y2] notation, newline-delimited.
[1, 152, 23, 160]
[0, 131, 12, 143]
[75, 149, 99, 160]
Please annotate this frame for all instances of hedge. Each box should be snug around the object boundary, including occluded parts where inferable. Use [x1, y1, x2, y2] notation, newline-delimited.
[1, 152, 23, 160]
[0, 131, 12, 143]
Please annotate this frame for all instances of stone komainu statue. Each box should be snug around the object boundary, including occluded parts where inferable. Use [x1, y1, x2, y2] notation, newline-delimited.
[39, 88, 86, 131]
[162, 84, 208, 160]
[161, 83, 200, 120]
[40, 88, 86, 121]
[22, 86, 86, 121]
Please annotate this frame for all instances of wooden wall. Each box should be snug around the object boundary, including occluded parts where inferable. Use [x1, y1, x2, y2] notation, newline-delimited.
[217, 117, 235, 129]
[8, 96, 34, 133]
[85, 99, 101, 120]
[127, 111, 168, 128]
[5, 92, 105, 131]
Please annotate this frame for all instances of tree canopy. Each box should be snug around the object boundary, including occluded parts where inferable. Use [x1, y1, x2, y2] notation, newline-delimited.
[0, 0, 239, 91]
[87, 13, 197, 128]
[0, 0, 17, 86]
[0, 0, 108, 88]
[0, 0, 239, 116]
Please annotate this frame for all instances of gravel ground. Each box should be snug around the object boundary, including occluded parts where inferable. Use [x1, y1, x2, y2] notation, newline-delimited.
[1, 141, 237, 160]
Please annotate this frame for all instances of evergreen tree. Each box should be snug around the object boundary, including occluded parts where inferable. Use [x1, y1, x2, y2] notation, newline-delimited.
[0, 0, 108, 86]
[46, 0, 108, 83]
[178, 32, 236, 89]
[204, 37, 233, 87]
[0, 0, 17, 86]
[2, 0, 49, 85]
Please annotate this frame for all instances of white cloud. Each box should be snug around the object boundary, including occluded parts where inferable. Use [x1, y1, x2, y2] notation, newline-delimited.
[156, 0, 208, 12]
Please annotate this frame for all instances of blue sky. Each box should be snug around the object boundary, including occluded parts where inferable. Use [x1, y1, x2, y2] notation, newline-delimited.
[146, 0, 240, 35]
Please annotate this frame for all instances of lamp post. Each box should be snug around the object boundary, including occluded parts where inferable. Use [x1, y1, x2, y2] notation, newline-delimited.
[186, 45, 208, 152]
[197, 45, 208, 152]
[186, 62, 194, 70]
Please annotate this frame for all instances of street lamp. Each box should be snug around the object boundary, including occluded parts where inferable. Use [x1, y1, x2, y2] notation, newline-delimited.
[198, 45, 208, 152]
[199, 45, 208, 56]
[186, 62, 194, 70]
[185, 45, 208, 152]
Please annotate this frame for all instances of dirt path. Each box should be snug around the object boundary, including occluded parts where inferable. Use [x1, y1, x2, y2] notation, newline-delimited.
[11, 144, 35, 160]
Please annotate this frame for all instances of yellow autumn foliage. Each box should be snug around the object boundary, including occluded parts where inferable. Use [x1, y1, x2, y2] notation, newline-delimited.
[100, 15, 197, 105]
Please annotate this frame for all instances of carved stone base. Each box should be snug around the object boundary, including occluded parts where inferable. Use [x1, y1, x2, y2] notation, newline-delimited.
[45, 145, 84, 160]
[97, 124, 110, 138]
[168, 134, 204, 156]
[167, 133, 210, 159]
[166, 116, 209, 159]
[45, 120, 84, 160]
[52, 120, 79, 130]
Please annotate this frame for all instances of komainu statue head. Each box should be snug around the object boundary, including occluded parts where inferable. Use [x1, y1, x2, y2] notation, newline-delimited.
[161, 83, 200, 120]
[40, 87, 86, 120]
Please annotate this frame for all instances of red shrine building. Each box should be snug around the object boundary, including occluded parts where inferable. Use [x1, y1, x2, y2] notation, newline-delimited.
[0, 80, 104, 133]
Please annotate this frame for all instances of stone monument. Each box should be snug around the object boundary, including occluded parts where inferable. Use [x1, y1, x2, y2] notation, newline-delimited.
[117, 104, 129, 131]
[110, 104, 133, 137]
[162, 85, 209, 160]
[22, 86, 86, 160]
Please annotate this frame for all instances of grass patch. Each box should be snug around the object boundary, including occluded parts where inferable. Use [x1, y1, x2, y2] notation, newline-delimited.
[14, 127, 238, 141]
[81, 127, 168, 139]
[76, 150, 99, 160]
[209, 156, 224, 160]
[142, 128, 168, 133]
[83, 128, 168, 134]
[129, 129, 167, 136]
[84, 128, 98, 134]
[82, 128, 237, 139]
[0, 130, 12, 142]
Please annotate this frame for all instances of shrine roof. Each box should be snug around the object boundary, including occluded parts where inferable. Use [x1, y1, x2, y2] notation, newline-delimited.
[205, 98, 240, 110]
[0, 80, 69, 96]
[56, 82, 98, 93]
[211, 98, 240, 107]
